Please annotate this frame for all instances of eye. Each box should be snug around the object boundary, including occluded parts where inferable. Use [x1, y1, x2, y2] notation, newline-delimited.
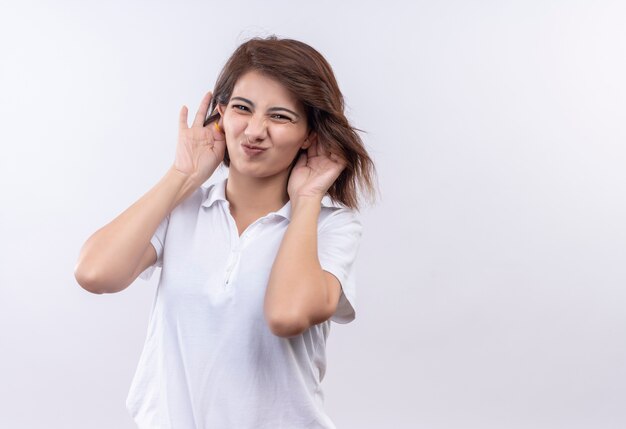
[231, 104, 251, 112]
[270, 113, 292, 122]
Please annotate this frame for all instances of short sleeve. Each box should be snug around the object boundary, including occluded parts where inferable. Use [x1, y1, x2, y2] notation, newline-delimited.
[139, 213, 170, 281]
[317, 208, 363, 324]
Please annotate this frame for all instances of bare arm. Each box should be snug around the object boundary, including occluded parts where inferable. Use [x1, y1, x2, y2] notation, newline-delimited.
[264, 198, 343, 337]
[74, 91, 225, 294]
[264, 139, 347, 337]
[74, 167, 194, 294]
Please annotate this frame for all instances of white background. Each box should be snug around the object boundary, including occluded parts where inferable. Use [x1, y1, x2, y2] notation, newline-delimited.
[1, 1, 625, 428]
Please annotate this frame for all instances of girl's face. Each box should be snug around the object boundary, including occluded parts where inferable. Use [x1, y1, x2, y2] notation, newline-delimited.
[218, 70, 312, 180]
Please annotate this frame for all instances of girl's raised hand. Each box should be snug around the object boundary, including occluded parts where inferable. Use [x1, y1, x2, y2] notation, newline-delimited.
[173, 91, 225, 182]
[287, 139, 346, 203]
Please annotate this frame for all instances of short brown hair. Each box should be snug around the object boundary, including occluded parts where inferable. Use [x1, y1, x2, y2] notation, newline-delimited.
[204, 36, 376, 209]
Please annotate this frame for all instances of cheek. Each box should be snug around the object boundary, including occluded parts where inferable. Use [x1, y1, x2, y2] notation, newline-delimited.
[224, 116, 240, 135]
[271, 128, 307, 150]
[223, 116, 246, 147]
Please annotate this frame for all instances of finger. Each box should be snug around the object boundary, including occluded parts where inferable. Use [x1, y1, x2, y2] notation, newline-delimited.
[318, 141, 330, 158]
[192, 91, 213, 128]
[307, 139, 318, 158]
[179, 105, 189, 130]
[294, 152, 308, 169]
[329, 152, 347, 167]
[211, 119, 225, 141]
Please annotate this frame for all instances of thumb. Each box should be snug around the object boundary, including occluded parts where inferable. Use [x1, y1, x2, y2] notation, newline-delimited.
[294, 152, 307, 169]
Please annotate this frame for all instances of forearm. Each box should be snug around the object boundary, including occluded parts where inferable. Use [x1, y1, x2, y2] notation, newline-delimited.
[265, 197, 329, 335]
[75, 166, 193, 292]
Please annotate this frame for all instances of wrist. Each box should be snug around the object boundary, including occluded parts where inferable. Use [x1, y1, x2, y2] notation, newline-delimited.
[170, 165, 207, 188]
[167, 165, 193, 187]
[167, 166, 201, 208]
[290, 195, 323, 214]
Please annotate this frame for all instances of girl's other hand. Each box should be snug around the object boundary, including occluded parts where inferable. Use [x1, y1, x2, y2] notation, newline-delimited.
[288, 139, 346, 203]
[173, 91, 225, 182]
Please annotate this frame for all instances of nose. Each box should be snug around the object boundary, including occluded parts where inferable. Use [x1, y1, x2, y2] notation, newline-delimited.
[244, 114, 268, 143]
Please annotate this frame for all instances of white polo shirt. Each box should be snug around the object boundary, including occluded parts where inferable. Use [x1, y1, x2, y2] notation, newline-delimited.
[125, 178, 362, 429]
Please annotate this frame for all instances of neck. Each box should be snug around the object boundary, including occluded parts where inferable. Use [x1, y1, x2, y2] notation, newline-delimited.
[225, 169, 290, 218]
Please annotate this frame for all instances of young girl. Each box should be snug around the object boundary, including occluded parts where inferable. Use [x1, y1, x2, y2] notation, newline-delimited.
[75, 36, 375, 428]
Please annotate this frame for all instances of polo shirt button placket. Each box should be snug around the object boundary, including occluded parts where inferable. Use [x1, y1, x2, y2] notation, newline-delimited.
[223, 219, 266, 287]
[224, 243, 240, 287]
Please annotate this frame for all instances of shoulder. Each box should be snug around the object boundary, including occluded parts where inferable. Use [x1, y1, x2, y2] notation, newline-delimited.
[318, 201, 362, 236]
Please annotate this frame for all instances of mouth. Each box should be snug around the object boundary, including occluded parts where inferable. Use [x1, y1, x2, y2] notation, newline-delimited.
[241, 143, 267, 156]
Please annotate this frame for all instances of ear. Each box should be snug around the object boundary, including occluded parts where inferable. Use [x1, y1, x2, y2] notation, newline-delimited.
[214, 104, 226, 132]
[302, 131, 317, 149]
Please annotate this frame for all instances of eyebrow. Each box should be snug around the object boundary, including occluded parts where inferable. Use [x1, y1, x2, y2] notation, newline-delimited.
[230, 96, 301, 119]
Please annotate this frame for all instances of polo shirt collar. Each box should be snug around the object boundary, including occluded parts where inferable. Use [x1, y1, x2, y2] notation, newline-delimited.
[201, 178, 228, 209]
[200, 178, 338, 221]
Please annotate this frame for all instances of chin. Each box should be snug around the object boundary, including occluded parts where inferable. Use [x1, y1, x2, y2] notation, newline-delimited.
[230, 161, 289, 180]
[229, 161, 269, 178]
